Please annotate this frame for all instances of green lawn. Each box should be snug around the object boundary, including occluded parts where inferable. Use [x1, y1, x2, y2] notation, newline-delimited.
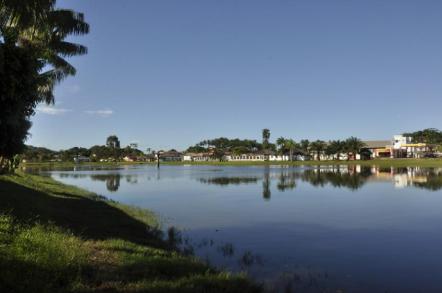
[23, 158, 442, 169]
[0, 172, 261, 293]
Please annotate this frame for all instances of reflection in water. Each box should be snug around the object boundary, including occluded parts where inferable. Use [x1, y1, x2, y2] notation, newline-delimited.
[197, 165, 442, 192]
[52, 165, 442, 193]
[263, 166, 271, 200]
[198, 177, 258, 185]
[57, 172, 143, 192]
[217, 243, 235, 257]
[276, 169, 296, 191]
[90, 174, 121, 192]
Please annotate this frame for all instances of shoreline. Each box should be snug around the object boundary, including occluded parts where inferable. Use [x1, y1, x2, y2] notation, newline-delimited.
[0, 171, 260, 292]
[22, 158, 442, 168]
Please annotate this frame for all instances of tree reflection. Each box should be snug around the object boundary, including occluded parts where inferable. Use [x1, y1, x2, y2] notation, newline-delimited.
[90, 174, 121, 192]
[299, 166, 372, 190]
[277, 169, 296, 191]
[263, 166, 271, 200]
[199, 177, 259, 186]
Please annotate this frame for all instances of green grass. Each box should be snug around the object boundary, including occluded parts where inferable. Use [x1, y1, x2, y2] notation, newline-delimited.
[0, 172, 261, 293]
[23, 158, 442, 169]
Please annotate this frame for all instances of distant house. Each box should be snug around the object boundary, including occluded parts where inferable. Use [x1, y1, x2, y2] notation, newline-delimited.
[73, 155, 90, 163]
[361, 136, 430, 159]
[143, 154, 156, 162]
[183, 152, 216, 162]
[159, 150, 182, 161]
[225, 150, 304, 162]
[225, 153, 268, 161]
[123, 155, 137, 162]
[363, 140, 392, 158]
[392, 135, 429, 158]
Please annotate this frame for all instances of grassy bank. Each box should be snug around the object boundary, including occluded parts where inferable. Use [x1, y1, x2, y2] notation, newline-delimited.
[22, 158, 442, 169]
[0, 172, 260, 293]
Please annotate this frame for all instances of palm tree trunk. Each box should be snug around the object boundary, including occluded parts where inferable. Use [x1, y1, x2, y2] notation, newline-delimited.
[0, 157, 5, 174]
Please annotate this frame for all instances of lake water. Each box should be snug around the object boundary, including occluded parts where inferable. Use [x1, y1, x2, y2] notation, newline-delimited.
[28, 164, 442, 292]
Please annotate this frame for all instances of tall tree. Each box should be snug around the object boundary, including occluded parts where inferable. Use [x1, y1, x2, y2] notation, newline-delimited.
[344, 137, 365, 160]
[309, 140, 326, 161]
[285, 139, 297, 161]
[327, 140, 344, 160]
[276, 137, 286, 154]
[262, 129, 270, 150]
[299, 139, 310, 155]
[106, 135, 120, 149]
[0, 0, 88, 172]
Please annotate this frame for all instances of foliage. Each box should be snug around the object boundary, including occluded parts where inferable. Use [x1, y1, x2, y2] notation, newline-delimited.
[276, 137, 299, 160]
[21, 139, 146, 162]
[188, 137, 262, 154]
[325, 140, 345, 160]
[186, 145, 207, 153]
[262, 129, 270, 149]
[403, 128, 442, 144]
[343, 136, 366, 160]
[106, 135, 120, 149]
[299, 139, 310, 153]
[0, 0, 89, 172]
[309, 140, 327, 160]
[0, 43, 40, 172]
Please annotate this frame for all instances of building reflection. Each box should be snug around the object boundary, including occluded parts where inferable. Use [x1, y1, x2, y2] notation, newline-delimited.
[197, 165, 442, 193]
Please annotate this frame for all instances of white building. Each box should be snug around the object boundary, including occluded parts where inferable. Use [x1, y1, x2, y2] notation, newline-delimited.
[183, 152, 216, 162]
[73, 156, 90, 163]
[225, 152, 307, 162]
[392, 135, 429, 158]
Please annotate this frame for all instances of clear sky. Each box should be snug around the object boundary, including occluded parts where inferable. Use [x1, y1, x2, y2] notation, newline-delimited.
[29, 0, 442, 151]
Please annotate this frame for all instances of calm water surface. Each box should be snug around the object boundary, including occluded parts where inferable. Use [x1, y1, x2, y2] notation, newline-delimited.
[28, 165, 442, 292]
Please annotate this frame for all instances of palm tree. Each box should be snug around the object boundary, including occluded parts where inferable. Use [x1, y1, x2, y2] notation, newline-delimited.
[300, 139, 310, 154]
[309, 140, 326, 161]
[327, 140, 344, 160]
[0, 1, 88, 171]
[1, 0, 89, 103]
[344, 137, 366, 160]
[262, 129, 270, 150]
[276, 137, 286, 154]
[285, 139, 297, 161]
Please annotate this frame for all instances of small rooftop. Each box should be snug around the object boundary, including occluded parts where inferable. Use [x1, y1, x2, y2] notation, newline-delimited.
[363, 140, 391, 149]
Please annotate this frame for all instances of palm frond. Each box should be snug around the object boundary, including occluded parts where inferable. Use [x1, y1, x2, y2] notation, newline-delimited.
[48, 9, 89, 37]
[37, 70, 56, 104]
[49, 40, 87, 57]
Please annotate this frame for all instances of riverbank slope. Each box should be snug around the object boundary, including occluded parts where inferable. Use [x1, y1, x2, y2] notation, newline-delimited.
[0, 172, 260, 293]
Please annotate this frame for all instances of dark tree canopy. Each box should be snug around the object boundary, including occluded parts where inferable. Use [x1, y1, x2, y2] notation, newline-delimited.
[106, 135, 121, 149]
[0, 0, 89, 172]
[403, 128, 442, 144]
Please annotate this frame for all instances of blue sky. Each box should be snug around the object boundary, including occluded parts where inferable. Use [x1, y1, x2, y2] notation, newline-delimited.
[29, 0, 442, 151]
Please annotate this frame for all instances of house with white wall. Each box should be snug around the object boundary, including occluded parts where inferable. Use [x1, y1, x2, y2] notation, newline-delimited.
[392, 135, 429, 158]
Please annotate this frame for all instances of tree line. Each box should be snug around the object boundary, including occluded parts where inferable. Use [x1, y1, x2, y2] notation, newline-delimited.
[21, 135, 147, 163]
[403, 128, 442, 145]
[187, 129, 368, 161]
